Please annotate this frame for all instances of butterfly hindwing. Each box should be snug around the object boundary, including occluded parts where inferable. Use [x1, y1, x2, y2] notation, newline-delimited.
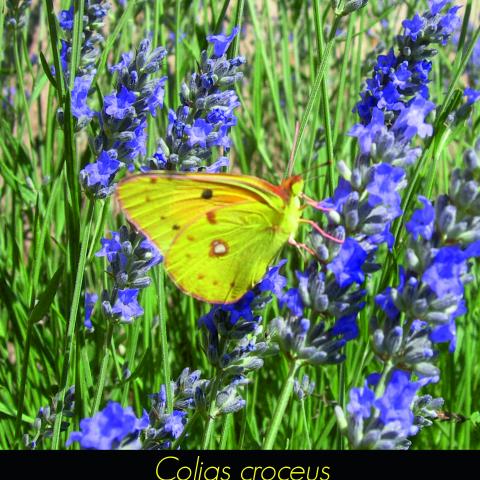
[165, 202, 289, 303]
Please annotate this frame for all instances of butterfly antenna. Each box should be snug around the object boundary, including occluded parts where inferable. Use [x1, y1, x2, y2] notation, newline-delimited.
[286, 121, 301, 178]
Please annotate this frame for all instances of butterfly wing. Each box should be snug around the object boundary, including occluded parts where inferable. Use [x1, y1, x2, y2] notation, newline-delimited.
[116, 171, 301, 303]
[165, 202, 290, 303]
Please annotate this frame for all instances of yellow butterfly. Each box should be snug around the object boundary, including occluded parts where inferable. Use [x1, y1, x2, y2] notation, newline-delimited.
[116, 171, 337, 304]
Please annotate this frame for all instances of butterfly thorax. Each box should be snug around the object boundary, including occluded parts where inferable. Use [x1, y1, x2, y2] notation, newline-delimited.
[274, 176, 303, 237]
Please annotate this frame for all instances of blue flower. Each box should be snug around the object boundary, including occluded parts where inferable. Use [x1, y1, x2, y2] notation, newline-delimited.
[207, 27, 239, 57]
[327, 238, 367, 288]
[185, 118, 214, 147]
[279, 288, 304, 317]
[71, 75, 94, 120]
[373, 370, 421, 436]
[144, 76, 167, 116]
[104, 85, 137, 120]
[205, 156, 229, 173]
[110, 52, 134, 73]
[84, 292, 98, 331]
[258, 259, 287, 297]
[464, 88, 480, 106]
[422, 246, 468, 297]
[66, 402, 149, 450]
[347, 384, 375, 419]
[366, 163, 405, 218]
[392, 97, 435, 141]
[406, 196, 435, 240]
[59, 6, 74, 31]
[96, 230, 122, 261]
[80, 150, 121, 191]
[139, 239, 163, 268]
[349, 107, 386, 155]
[332, 314, 359, 341]
[402, 14, 425, 41]
[111, 288, 144, 323]
[164, 411, 187, 439]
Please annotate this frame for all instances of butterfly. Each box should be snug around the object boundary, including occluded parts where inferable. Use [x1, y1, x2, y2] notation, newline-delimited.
[116, 171, 338, 304]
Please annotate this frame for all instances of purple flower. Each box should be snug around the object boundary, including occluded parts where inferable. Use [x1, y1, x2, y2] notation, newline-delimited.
[327, 238, 367, 288]
[374, 370, 421, 436]
[71, 75, 94, 120]
[207, 27, 239, 57]
[59, 6, 74, 31]
[258, 259, 287, 297]
[349, 108, 386, 155]
[392, 97, 435, 140]
[164, 411, 187, 439]
[66, 402, 149, 450]
[85, 292, 98, 331]
[464, 88, 480, 106]
[205, 156, 229, 172]
[144, 76, 168, 116]
[366, 163, 405, 219]
[104, 85, 136, 120]
[375, 287, 400, 320]
[221, 291, 256, 325]
[279, 288, 304, 317]
[403, 14, 425, 41]
[96, 231, 122, 261]
[81, 150, 121, 189]
[347, 384, 375, 418]
[110, 52, 134, 73]
[111, 288, 144, 323]
[139, 239, 163, 268]
[320, 177, 352, 212]
[332, 314, 359, 341]
[422, 246, 468, 297]
[185, 118, 214, 147]
[406, 196, 435, 241]
[60, 39, 69, 73]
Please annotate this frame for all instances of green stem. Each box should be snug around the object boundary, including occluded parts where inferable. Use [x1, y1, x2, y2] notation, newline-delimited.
[263, 361, 299, 449]
[91, 321, 115, 414]
[51, 200, 95, 449]
[301, 400, 312, 449]
[314, 0, 334, 196]
[291, 13, 341, 168]
[157, 267, 172, 411]
[202, 377, 221, 449]
[69, 0, 85, 90]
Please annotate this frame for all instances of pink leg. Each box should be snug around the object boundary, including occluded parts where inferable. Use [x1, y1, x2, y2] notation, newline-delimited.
[300, 193, 333, 213]
[300, 219, 344, 244]
[288, 235, 318, 258]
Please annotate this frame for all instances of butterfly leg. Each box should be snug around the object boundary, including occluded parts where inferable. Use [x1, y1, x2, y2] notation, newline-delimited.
[300, 193, 333, 212]
[288, 234, 318, 258]
[299, 219, 344, 244]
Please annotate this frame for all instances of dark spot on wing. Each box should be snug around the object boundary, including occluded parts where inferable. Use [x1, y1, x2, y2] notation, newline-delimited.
[213, 280, 218, 286]
[201, 189, 213, 199]
[160, 216, 166, 220]
[198, 274, 205, 280]
[230, 282, 235, 288]
[206, 211, 217, 224]
[172, 224, 180, 230]
[187, 235, 195, 241]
